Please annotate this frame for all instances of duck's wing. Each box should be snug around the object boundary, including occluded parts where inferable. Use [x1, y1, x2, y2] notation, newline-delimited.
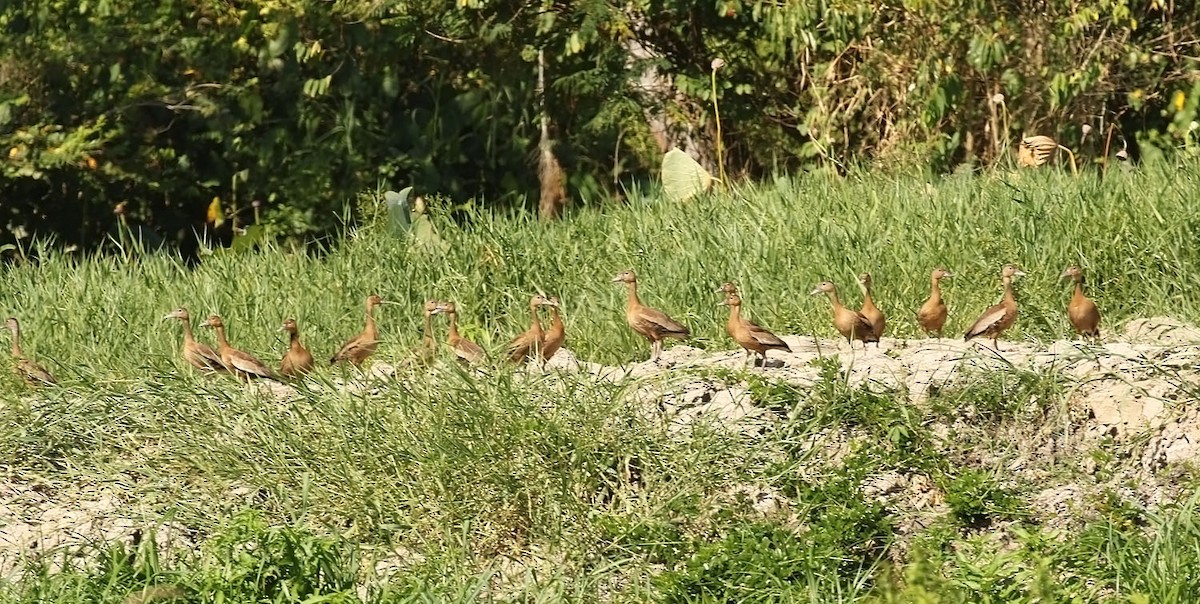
[17, 359, 56, 385]
[634, 306, 690, 338]
[331, 335, 368, 364]
[457, 338, 487, 364]
[964, 304, 1007, 340]
[506, 331, 536, 362]
[228, 349, 276, 379]
[192, 342, 227, 372]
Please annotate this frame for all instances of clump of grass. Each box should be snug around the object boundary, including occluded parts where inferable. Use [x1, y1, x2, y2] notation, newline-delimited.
[943, 468, 1026, 529]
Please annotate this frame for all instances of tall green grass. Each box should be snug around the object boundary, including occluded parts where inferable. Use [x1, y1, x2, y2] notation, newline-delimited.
[4, 162, 1199, 378]
[2, 162, 1200, 602]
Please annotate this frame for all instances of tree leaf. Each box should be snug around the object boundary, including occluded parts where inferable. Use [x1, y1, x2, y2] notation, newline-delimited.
[661, 148, 713, 202]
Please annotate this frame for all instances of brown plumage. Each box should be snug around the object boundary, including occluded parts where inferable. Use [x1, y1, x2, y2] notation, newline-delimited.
[720, 292, 790, 366]
[541, 297, 566, 362]
[506, 295, 557, 364]
[715, 282, 738, 295]
[1062, 265, 1101, 341]
[858, 272, 886, 341]
[916, 268, 954, 338]
[613, 270, 690, 363]
[5, 317, 56, 386]
[200, 315, 277, 380]
[163, 307, 225, 374]
[810, 281, 878, 347]
[964, 264, 1026, 349]
[279, 318, 315, 378]
[437, 302, 486, 365]
[331, 294, 383, 366]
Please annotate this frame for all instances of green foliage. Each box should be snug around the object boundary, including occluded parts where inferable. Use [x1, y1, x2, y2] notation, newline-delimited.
[2, 0, 1198, 251]
[3, 513, 359, 603]
[654, 521, 878, 602]
[943, 469, 1025, 528]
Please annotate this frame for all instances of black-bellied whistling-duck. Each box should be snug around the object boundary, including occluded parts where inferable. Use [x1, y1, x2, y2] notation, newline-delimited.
[720, 291, 790, 367]
[5, 317, 56, 386]
[810, 281, 879, 347]
[279, 318, 315, 377]
[331, 294, 383, 366]
[163, 307, 225, 373]
[1062, 265, 1101, 341]
[613, 270, 690, 363]
[506, 295, 558, 364]
[436, 302, 486, 365]
[916, 268, 954, 338]
[963, 264, 1026, 349]
[419, 300, 441, 364]
[858, 272, 886, 341]
[541, 297, 565, 362]
[200, 315, 277, 380]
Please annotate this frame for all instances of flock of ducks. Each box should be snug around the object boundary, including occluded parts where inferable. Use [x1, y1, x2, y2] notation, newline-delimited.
[4, 265, 1101, 386]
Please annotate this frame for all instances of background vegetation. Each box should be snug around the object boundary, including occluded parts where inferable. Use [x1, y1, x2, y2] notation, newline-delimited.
[2, 164, 1200, 601]
[3, 0, 1198, 252]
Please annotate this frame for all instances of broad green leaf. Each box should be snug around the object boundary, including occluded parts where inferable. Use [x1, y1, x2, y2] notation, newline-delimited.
[661, 148, 713, 202]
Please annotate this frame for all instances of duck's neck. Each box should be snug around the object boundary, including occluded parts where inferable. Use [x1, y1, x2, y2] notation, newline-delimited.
[727, 303, 742, 326]
[422, 312, 434, 346]
[213, 326, 231, 350]
[529, 304, 543, 338]
[929, 277, 943, 304]
[1073, 278, 1086, 301]
[1002, 277, 1016, 306]
[625, 282, 641, 310]
[448, 313, 461, 340]
[289, 329, 303, 351]
[181, 318, 196, 343]
[364, 305, 378, 339]
[549, 307, 562, 331]
[827, 290, 844, 311]
[8, 327, 20, 358]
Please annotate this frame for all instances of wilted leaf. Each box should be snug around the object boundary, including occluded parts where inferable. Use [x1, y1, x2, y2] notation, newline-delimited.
[206, 197, 224, 227]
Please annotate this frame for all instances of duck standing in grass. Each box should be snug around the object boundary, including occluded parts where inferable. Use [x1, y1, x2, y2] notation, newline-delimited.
[163, 307, 225, 374]
[858, 272, 886, 341]
[437, 302, 486, 365]
[279, 318, 315, 378]
[331, 294, 383, 367]
[5, 317, 56, 386]
[811, 281, 878, 348]
[418, 300, 442, 364]
[916, 268, 954, 338]
[613, 270, 690, 364]
[507, 295, 557, 365]
[201, 315, 277, 381]
[1061, 265, 1101, 341]
[719, 291, 790, 367]
[963, 264, 1025, 350]
[541, 297, 566, 363]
